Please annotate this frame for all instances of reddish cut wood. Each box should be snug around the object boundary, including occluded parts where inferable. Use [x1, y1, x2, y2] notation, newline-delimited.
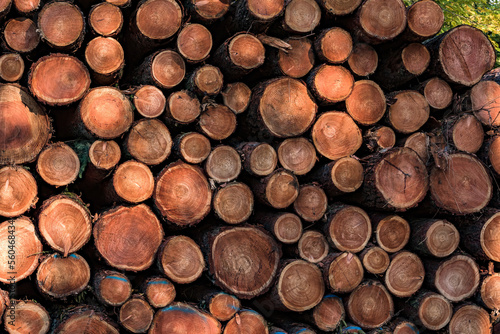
[283, 0, 321, 33]
[93, 270, 132, 306]
[260, 212, 302, 244]
[143, 277, 176, 308]
[177, 23, 212, 63]
[471, 80, 500, 127]
[360, 245, 390, 274]
[323, 252, 363, 293]
[388, 90, 429, 134]
[374, 215, 410, 253]
[3, 300, 50, 334]
[214, 182, 253, 224]
[89, 2, 123, 37]
[310, 157, 364, 197]
[315, 28, 352, 64]
[36, 142, 80, 187]
[14, 0, 40, 13]
[189, 64, 224, 95]
[36, 253, 90, 299]
[79, 87, 133, 139]
[209, 226, 281, 299]
[0, 166, 37, 217]
[199, 104, 236, 140]
[403, 43, 431, 74]
[429, 254, 480, 302]
[38, 194, 92, 257]
[448, 114, 484, 153]
[406, 0, 444, 41]
[89, 140, 121, 171]
[357, 0, 406, 43]
[404, 132, 429, 163]
[318, 0, 360, 15]
[0, 217, 42, 283]
[312, 111, 362, 160]
[224, 310, 268, 334]
[208, 293, 240, 321]
[459, 209, 500, 262]
[488, 135, 500, 175]
[148, 50, 186, 89]
[188, 0, 229, 21]
[362, 147, 428, 211]
[348, 43, 378, 76]
[54, 308, 119, 334]
[150, 303, 221, 334]
[154, 161, 212, 227]
[423, 77, 453, 110]
[346, 80, 386, 126]
[222, 82, 251, 114]
[29, 54, 90, 106]
[481, 273, 500, 310]
[278, 137, 316, 175]
[385, 251, 424, 297]
[409, 219, 459, 258]
[324, 205, 371, 253]
[0, 53, 24, 82]
[308, 65, 354, 104]
[85, 37, 124, 84]
[430, 153, 492, 214]
[237, 142, 277, 177]
[135, 0, 182, 41]
[274, 260, 324, 311]
[414, 292, 452, 331]
[0, 0, 10, 17]
[312, 295, 344, 331]
[38, 2, 84, 50]
[448, 304, 491, 334]
[277, 38, 315, 78]
[126, 119, 172, 165]
[298, 230, 328, 263]
[293, 184, 327, 222]
[94, 204, 164, 271]
[347, 280, 394, 329]
[205, 146, 241, 183]
[249, 77, 317, 138]
[158, 236, 205, 284]
[426, 25, 495, 86]
[4, 18, 39, 53]
[113, 161, 154, 203]
[365, 126, 396, 151]
[0, 84, 50, 165]
[175, 132, 211, 164]
[166, 90, 200, 124]
[252, 169, 299, 209]
[107, 0, 130, 6]
[134, 85, 166, 118]
[119, 296, 154, 333]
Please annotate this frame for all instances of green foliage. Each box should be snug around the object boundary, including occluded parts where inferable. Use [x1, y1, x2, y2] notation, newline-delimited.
[403, 0, 500, 67]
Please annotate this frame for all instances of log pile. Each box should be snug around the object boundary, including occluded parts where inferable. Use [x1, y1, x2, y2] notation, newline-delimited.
[0, 0, 499, 333]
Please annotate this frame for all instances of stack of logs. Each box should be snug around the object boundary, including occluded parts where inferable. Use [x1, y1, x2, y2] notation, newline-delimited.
[1, 0, 500, 332]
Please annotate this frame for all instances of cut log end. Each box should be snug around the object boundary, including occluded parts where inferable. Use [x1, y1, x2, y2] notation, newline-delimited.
[329, 157, 364, 193]
[229, 34, 265, 70]
[206, 146, 241, 183]
[199, 104, 236, 140]
[284, 0, 321, 33]
[481, 274, 500, 310]
[320, 0, 361, 15]
[422, 219, 459, 258]
[214, 182, 253, 224]
[388, 91, 429, 134]
[278, 137, 316, 176]
[278, 38, 315, 78]
[402, 43, 430, 75]
[434, 255, 480, 302]
[264, 169, 299, 209]
[375, 215, 410, 253]
[293, 184, 327, 222]
[430, 153, 492, 214]
[85, 37, 124, 76]
[3, 300, 50, 334]
[29, 54, 91, 106]
[89, 140, 121, 170]
[404, 132, 429, 163]
[312, 112, 362, 160]
[298, 230, 328, 263]
[13, 0, 39, 14]
[155, 161, 212, 226]
[224, 310, 267, 334]
[277, 260, 324, 312]
[134, 85, 166, 118]
[407, 0, 444, 39]
[177, 23, 213, 63]
[347, 280, 394, 329]
[127, 119, 172, 165]
[208, 293, 240, 321]
[346, 80, 386, 126]
[191, 0, 229, 20]
[177, 132, 211, 164]
[80, 87, 133, 139]
[4, 18, 39, 53]
[385, 251, 424, 297]
[423, 77, 453, 110]
[262, 212, 302, 245]
[359, 0, 406, 42]
[38, 195, 92, 256]
[247, 0, 284, 20]
[36, 253, 90, 299]
[89, 2, 123, 37]
[325, 252, 363, 294]
[38, 2, 84, 49]
[348, 43, 378, 76]
[316, 27, 352, 64]
[37, 143, 80, 187]
[149, 303, 221, 334]
[489, 136, 500, 175]
[167, 90, 200, 124]
[451, 114, 484, 153]
[480, 213, 500, 262]
[94, 204, 164, 271]
[245, 143, 278, 177]
[144, 277, 176, 308]
[151, 50, 186, 89]
[418, 292, 453, 331]
[360, 246, 390, 274]
[94, 270, 132, 306]
[471, 80, 500, 127]
[0, 53, 24, 82]
[222, 82, 251, 114]
[136, 0, 182, 40]
[54, 308, 119, 333]
[119, 296, 154, 333]
[448, 304, 491, 334]
[193, 64, 224, 95]
[312, 295, 344, 331]
[365, 126, 396, 151]
[0, 167, 37, 218]
[327, 205, 371, 253]
[113, 161, 154, 203]
[309, 65, 354, 104]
